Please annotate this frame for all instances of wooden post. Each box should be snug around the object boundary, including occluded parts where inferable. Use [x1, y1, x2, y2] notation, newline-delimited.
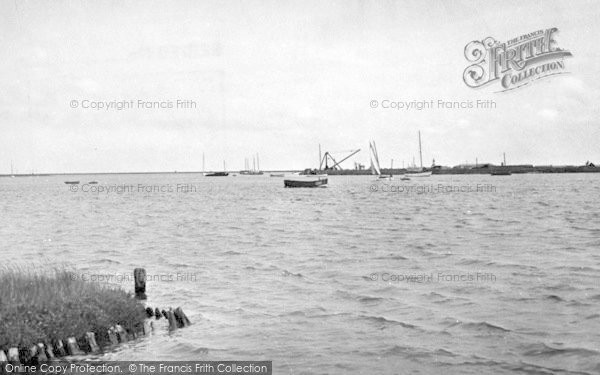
[36, 344, 48, 361]
[134, 268, 147, 300]
[115, 325, 128, 343]
[145, 307, 154, 318]
[85, 332, 100, 353]
[174, 307, 191, 328]
[53, 340, 67, 357]
[18, 347, 32, 364]
[66, 337, 83, 356]
[7, 348, 19, 362]
[107, 327, 119, 345]
[165, 310, 178, 331]
[155, 308, 162, 319]
[29, 344, 48, 363]
[28, 345, 38, 362]
[43, 343, 55, 360]
[0, 350, 6, 362]
[143, 319, 153, 336]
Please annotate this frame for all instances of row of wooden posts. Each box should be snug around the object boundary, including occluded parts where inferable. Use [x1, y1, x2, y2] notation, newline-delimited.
[135, 268, 191, 330]
[0, 268, 191, 364]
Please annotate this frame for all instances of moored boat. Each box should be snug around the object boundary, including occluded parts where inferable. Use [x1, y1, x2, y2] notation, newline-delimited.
[205, 172, 229, 177]
[403, 131, 432, 178]
[64, 181, 80, 184]
[284, 177, 328, 188]
[404, 170, 432, 177]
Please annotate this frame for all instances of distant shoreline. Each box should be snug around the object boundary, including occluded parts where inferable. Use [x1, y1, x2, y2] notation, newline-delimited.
[0, 170, 302, 177]
[1, 165, 599, 177]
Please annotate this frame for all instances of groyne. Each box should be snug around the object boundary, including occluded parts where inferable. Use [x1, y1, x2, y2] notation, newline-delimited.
[0, 267, 191, 364]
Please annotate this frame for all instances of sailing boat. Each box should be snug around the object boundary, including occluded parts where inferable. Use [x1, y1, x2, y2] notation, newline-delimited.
[404, 131, 432, 177]
[205, 160, 229, 177]
[370, 141, 392, 180]
[240, 154, 264, 175]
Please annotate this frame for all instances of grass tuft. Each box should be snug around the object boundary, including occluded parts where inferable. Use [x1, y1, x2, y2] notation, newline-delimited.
[0, 265, 147, 350]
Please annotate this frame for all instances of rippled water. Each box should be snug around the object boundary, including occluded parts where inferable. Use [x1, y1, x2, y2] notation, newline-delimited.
[1, 173, 599, 374]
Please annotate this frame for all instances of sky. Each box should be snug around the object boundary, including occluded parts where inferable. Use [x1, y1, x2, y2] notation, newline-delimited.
[1, 0, 599, 173]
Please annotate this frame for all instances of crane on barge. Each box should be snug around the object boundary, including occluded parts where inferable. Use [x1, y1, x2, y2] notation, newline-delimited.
[319, 148, 361, 171]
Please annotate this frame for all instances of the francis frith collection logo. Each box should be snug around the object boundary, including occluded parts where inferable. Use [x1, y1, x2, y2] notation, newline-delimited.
[463, 27, 572, 92]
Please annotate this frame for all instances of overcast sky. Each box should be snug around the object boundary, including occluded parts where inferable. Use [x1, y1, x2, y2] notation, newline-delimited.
[1, 0, 599, 173]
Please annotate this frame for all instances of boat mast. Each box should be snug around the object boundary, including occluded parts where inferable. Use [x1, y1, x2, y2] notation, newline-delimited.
[418, 131, 423, 169]
[503, 152, 506, 166]
[202, 153, 205, 172]
[319, 144, 322, 170]
[257, 153, 260, 171]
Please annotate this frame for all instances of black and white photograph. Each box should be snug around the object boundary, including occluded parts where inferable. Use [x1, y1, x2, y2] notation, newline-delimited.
[0, 1, 599, 374]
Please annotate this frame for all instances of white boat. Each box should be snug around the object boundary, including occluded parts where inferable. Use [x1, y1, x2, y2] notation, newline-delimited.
[370, 141, 393, 180]
[404, 170, 432, 177]
[404, 131, 431, 178]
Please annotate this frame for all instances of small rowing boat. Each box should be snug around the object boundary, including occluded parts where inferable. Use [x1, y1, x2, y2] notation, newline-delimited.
[284, 175, 327, 188]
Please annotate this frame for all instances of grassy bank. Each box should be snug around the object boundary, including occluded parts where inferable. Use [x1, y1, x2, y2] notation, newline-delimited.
[0, 266, 147, 351]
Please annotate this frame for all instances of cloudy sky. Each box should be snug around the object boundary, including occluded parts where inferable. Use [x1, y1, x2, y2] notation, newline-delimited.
[1, 0, 599, 173]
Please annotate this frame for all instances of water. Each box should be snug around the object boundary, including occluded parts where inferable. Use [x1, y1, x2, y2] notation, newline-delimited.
[1, 174, 599, 374]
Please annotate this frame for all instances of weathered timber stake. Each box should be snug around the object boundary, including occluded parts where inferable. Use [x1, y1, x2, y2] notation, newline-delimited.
[28, 345, 38, 362]
[161, 310, 168, 319]
[155, 308, 162, 319]
[66, 337, 83, 356]
[115, 325, 128, 343]
[53, 340, 67, 357]
[28, 344, 47, 363]
[134, 268, 147, 300]
[0, 350, 7, 362]
[145, 307, 154, 318]
[36, 344, 48, 361]
[143, 319, 153, 335]
[174, 307, 192, 328]
[165, 310, 178, 331]
[18, 347, 32, 364]
[8, 348, 19, 362]
[44, 343, 55, 360]
[107, 327, 119, 345]
[85, 332, 100, 353]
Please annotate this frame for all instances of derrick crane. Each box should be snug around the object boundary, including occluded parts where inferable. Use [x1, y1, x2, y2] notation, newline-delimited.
[319, 149, 361, 170]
